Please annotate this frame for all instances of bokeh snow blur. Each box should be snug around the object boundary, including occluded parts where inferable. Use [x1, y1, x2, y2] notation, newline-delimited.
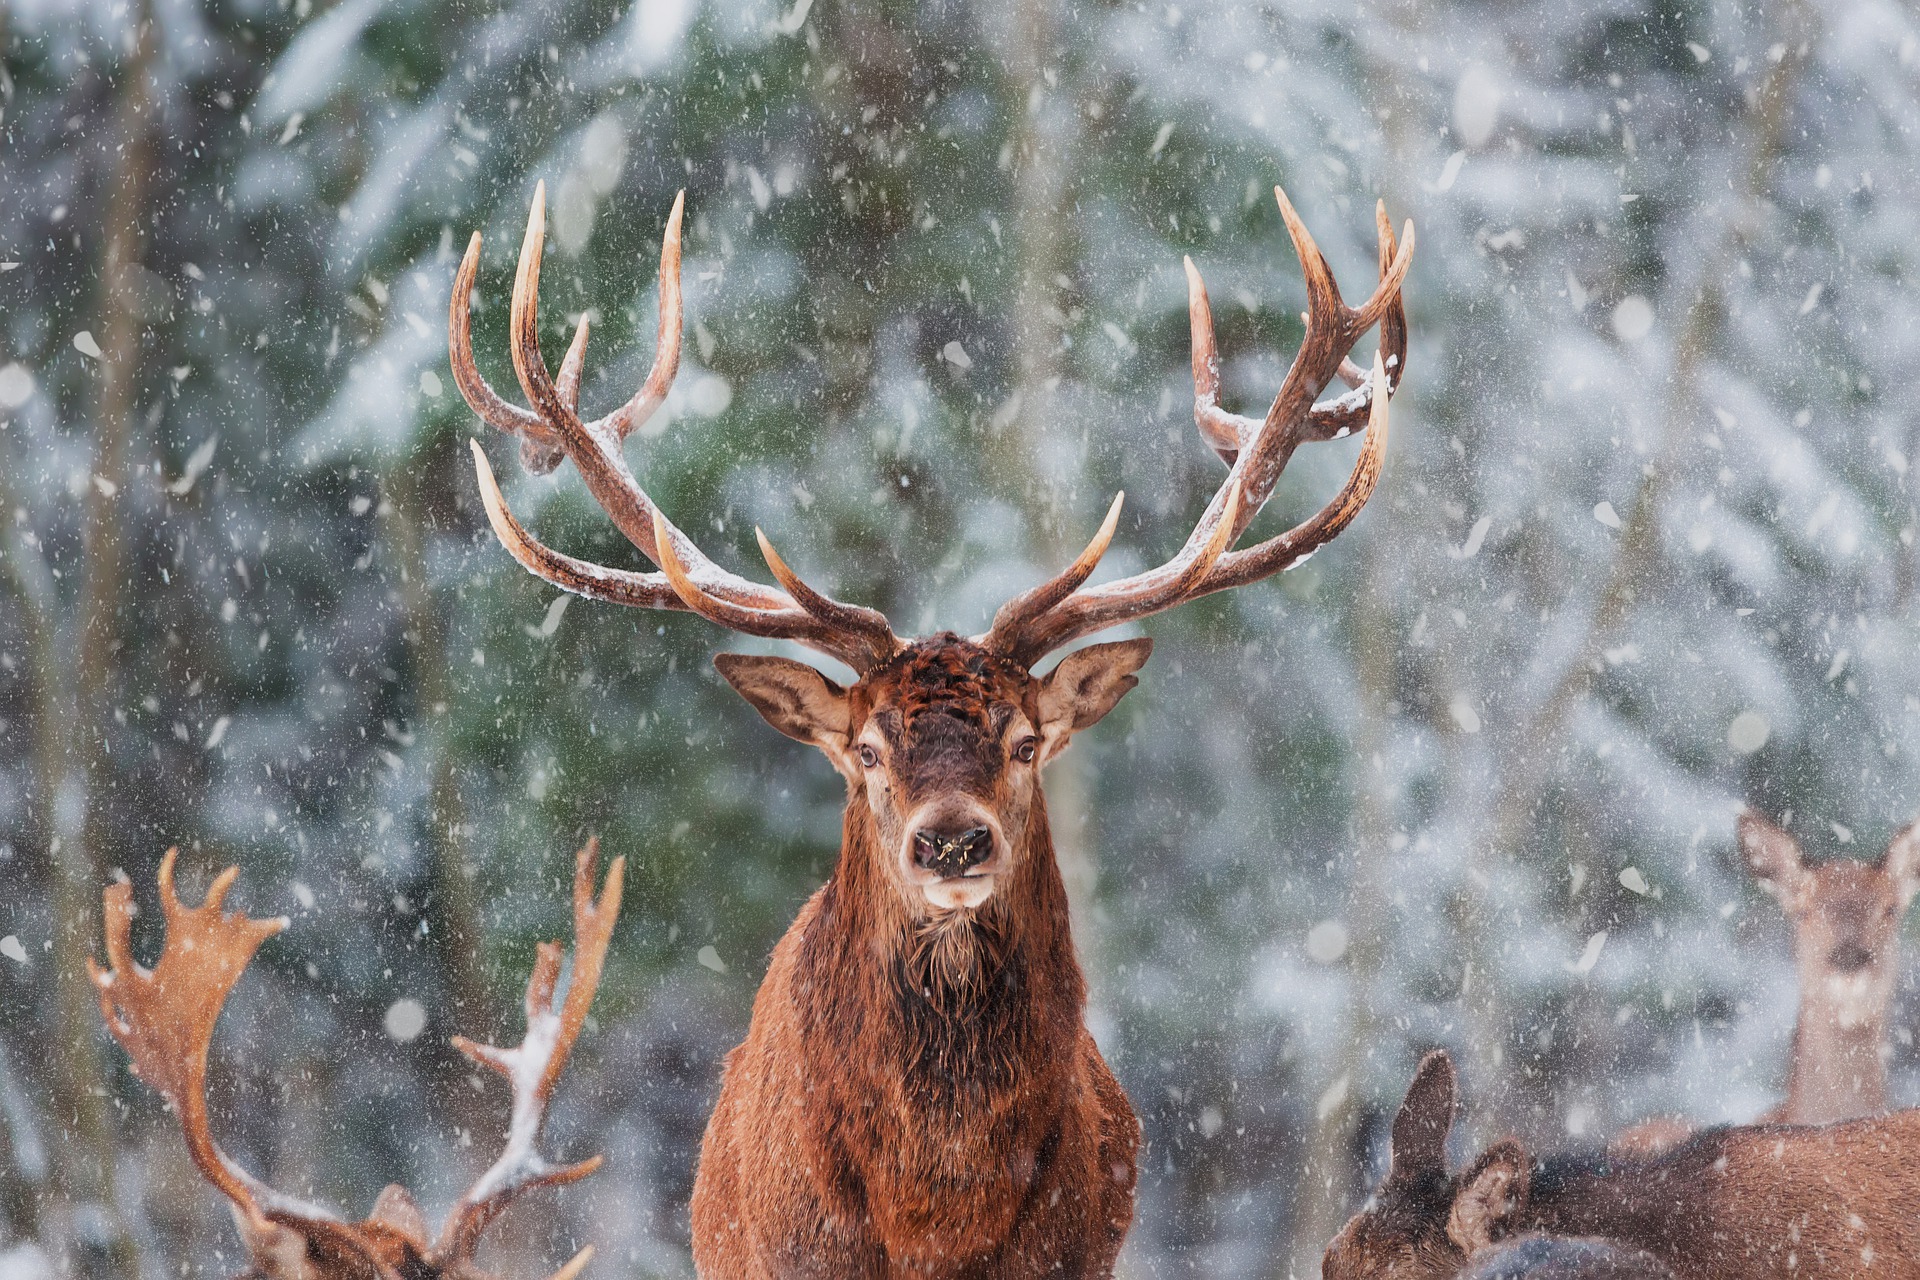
[2, 0, 1919, 1275]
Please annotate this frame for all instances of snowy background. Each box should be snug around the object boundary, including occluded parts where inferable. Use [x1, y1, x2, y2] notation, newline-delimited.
[3, 0, 1920, 1275]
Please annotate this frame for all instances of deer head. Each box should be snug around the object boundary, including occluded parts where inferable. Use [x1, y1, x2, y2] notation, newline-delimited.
[1321, 1052, 1536, 1280]
[1740, 810, 1920, 1033]
[91, 843, 622, 1280]
[451, 182, 1410, 931]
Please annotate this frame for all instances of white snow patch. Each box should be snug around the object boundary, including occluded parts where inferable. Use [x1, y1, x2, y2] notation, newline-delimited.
[384, 998, 427, 1042]
[1567, 930, 1607, 974]
[0, 363, 35, 408]
[1453, 64, 1502, 148]
[1305, 920, 1348, 964]
[1727, 711, 1770, 755]
[1449, 696, 1482, 734]
[1611, 296, 1653, 342]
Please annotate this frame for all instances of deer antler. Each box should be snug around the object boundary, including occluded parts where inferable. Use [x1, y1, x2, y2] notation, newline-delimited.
[983, 190, 1411, 665]
[92, 850, 408, 1280]
[454, 183, 1407, 672]
[94, 846, 623, 1280]
[452, 185, 902, 673]
[432, 839, 624, 1271]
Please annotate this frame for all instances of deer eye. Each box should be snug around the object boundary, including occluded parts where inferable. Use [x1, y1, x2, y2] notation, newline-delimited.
[1014, 737, 1038, 764]
[857, 744, 879, 769]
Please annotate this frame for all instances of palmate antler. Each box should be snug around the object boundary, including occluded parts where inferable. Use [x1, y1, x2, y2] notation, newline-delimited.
[92, 843, 623, 1280]
[456, 183, 1410, 671]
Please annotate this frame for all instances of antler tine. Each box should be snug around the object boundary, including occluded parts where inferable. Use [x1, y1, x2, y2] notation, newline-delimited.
[755, 527, 902, 666]
[545, 1245, 595, 1280]
[1223, 187, 1409, 544]
[999, 485, 1241, 668]
[652, 513, 898, 670]
[591, 188, 684, 444]
[1186, 260, 1252, 466]
[1197, 350, 1394, 596]
[469, 440, 689, 612]
[450, 231, 564, 458]
[978, 493, 1124, 651]
[434, 841, 624, 1269]
[988, 193, 1410, 665]
[458, 186, 905, 671]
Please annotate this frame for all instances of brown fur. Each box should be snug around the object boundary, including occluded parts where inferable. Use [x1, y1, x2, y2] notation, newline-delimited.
[690, 635, 1144, 1277]
[1325, 1051, 1920, 1280]
[1456, 1236, 1672, 1280]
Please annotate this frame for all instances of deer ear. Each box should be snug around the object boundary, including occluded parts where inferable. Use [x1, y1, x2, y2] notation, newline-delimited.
[1740, 811, 1811, 912]
[1446, 1139, 1530, 1255]
[1388, 1051, 1456, 1182]
[1035, 638, 1153, 761]
[1880, 817, 1920, 911]
[715, 654, 852, 758]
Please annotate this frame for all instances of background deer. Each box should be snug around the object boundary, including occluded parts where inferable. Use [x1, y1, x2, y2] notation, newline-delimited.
[1740, 809, 1920, 1124]
[91, 842, 622, 1280]
[1323, 1051, 1920, 1280]
[1612, 809, 1920, 1156]
[450, 181, 1410, 1275]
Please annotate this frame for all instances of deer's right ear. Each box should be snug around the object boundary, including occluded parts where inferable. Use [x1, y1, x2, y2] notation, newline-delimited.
[715, 655, 853, 759]
[1740, 811, 1810, 911]
[1445, 1139, 1530, 1255]
[1881, 816, 1920, 911]
[1388, 1050, 1456, 1183]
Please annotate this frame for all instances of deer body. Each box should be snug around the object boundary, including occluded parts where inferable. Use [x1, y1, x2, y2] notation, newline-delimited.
[693, 782, 1134, 1276]
[450, 182, 1410, 1276]
[1325, 1052, 1920, 1280]
[1509, 1119, 1920, 1276]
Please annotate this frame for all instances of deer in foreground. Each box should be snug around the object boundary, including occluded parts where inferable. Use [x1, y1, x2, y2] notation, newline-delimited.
[1613, 808, 1920, 1156]
[92, 842, 623, 1280]
[1323, 1050, 1920, 1280]
[450, 180, 1411, 1276]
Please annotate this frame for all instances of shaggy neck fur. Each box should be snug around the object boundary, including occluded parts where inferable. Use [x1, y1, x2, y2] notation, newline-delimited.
[801, 784, 1085, 1110]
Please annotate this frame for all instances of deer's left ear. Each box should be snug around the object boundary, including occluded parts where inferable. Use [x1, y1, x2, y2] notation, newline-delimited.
[1882, 817, 1920, 911]
[1035, 638, 1153, 761]
[1446, 1139, 1530, 1255]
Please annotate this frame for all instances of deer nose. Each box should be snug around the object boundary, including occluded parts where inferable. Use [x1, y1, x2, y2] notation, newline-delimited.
[1828, 941, 1875, 973]
[913, 826, 994, 878]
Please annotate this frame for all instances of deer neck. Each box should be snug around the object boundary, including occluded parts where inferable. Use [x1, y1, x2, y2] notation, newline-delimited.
[1783, 976, 1887, 1124]
[807, 790, 1086, 1101]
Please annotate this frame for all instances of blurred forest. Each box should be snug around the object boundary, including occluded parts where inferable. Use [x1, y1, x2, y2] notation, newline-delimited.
[3, 0, 1920, 1275]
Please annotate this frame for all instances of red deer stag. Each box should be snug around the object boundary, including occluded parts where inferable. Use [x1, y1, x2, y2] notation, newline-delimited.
[1323, 1051, 1920, 1280]
[451, 181, 1411, 1276]
[92, 842, 623, 1280]
[1614, 808, 1920, 1156]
